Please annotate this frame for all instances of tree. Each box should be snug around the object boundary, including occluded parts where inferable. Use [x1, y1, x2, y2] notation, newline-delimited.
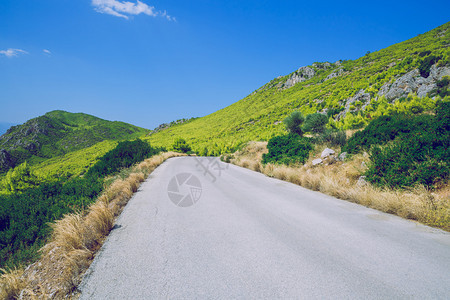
[283, 111, 305, 136]
[303, 113, 328, 134]
[171, 138, 191, 153]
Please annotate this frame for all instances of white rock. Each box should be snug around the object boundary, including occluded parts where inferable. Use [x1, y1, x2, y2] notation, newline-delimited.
[312, 158, 323, 166]
[321, 148, 335, 158]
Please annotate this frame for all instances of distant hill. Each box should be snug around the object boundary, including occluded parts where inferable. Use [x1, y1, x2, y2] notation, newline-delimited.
[0, 110, 149, 173]
[146, 22, 450, 155]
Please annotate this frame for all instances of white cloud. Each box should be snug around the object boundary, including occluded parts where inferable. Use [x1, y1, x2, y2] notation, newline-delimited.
[0, 48, 28, 58]
[43, 49, 52, 55]
[92, 0, 174, 20]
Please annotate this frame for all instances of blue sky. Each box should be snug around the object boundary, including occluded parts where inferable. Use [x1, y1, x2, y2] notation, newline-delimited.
[1, 1, 449, 129]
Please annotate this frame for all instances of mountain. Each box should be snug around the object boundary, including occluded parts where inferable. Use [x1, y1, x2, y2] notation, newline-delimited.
[146, 22, 450, 155]
[0, 110, 149, 173]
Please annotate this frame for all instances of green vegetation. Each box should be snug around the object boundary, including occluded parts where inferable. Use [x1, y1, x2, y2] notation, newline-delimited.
[283, 111, 305, 135]
[0, 140, 160, 269]
[342, 114, 435, 154]
[1, 162, 39, 194]
[171, 138, 192, 153]
[312, 130, 347, 147]
[0, 176, 103, 268]
[145, 22, 450, 155]
[0, 110, 149, 173]
[436, 76, 450, 97]
[303, 113, 328, 134]
[262, 134, 313, 165]
[87, 139, 161, 177]
[31, 140, 118, 181]
[340, 101, 449, 189]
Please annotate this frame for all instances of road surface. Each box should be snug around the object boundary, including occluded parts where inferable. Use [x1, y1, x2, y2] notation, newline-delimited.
[79, 157, 450, 299]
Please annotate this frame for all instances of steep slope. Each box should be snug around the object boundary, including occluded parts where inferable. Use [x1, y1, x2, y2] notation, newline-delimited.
[146, 22, 450, 155]
[0, 110, 149, 172]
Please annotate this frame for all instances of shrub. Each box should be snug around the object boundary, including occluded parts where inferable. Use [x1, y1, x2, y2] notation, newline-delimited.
[365, 102, 450, 189]
[87, 139, 159, 177]
[342, 113, 434, 154]
[262, 134, 313, 165]
[436, 100, 450, 131]
[366, 134, 449, 189]
[435, 76, 450, 97]
[418, 55, 440, 78]
[312, 130, 347, 147]
[171, 138, 191, 153]
[303, 113, 328, 134]
[283, 111, 305, 136]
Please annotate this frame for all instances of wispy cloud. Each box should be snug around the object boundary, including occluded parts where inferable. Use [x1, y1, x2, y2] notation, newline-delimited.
[43, 49, 52, 55]
[92, 0, 175, 21]
[0, 48, 29, 58]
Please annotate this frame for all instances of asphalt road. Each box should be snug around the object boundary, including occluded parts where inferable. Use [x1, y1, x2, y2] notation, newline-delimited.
[79, 157, 450, 299]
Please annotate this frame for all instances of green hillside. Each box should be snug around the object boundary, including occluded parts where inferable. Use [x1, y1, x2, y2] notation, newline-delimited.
[0, 110, 149, 172]
[146, 22, 450, 155]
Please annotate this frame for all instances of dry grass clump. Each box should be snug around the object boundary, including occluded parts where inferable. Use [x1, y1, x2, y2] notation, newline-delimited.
[0, 268, 27, 300]
[230, 142, 449, 232]
[1, 152, 184, 299]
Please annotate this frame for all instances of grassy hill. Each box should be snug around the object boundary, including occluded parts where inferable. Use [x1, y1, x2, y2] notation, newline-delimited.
[145, 22, 450, 155]
[0, 110, 149, 172]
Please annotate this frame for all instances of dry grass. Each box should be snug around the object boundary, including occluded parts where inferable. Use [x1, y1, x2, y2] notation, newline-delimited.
[230, 142, 449, 232]
[0, 268, 27, 300]
[0, 151, 184, 299]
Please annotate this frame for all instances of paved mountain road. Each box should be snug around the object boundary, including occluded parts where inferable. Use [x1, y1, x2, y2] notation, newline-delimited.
[79, 157, 450, 299]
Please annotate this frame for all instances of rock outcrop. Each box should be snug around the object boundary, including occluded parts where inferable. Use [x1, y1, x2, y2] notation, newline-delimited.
[282, 66, 316, 89]
[336, 89, 371, 120]
[0, 149, 15, 173]
[379, 65, 450, 100]
[325, 68, 344, 81]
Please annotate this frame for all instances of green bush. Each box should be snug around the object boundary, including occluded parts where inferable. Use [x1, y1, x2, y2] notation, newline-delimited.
[365, 134, 449, 189]
[436, 76, 450, 97]
[342, 113, 434, 154]
[365, 101, 450, 189]
[262, 134, 313, 165]
[283, 111, 305, 136]
[171, 138, 191, 153]
[312, 130, 347, 147]
[87, 139, 159, 177]
[303, 113, 328, 134]
[436, 100, 450, 131]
